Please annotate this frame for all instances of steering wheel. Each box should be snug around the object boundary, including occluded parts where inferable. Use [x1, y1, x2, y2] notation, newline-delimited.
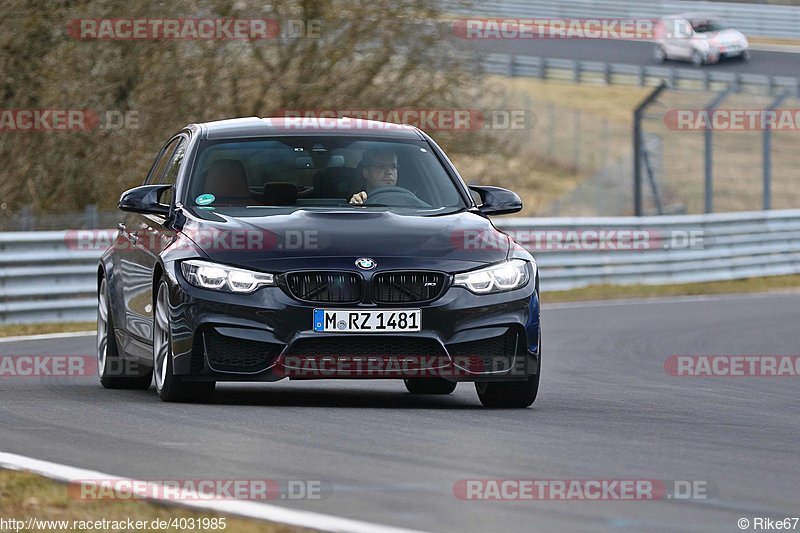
[364, 186, 430, 207]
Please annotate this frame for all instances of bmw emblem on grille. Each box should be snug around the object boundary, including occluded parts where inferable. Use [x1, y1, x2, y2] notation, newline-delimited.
[355, 257, 376, 270]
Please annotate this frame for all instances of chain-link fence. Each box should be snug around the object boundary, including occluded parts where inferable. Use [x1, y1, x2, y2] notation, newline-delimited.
[489, 91, 633, 217]
[527, 87, 800, 217]
[637, 89, 800, 216]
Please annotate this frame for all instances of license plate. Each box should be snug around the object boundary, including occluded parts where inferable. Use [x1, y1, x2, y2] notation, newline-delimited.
[313, 309, 421, 332]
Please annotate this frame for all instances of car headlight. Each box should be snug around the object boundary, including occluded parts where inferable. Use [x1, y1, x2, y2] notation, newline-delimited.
[180, 259, 275, 293]
[453, 259, 532, 294]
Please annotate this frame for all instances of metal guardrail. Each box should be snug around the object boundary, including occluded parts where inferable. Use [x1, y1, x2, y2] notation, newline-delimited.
[499, 209, 800, 290]
[2, 209, 800, 324]
[448, 0, 800, 94]
[451, 0, 800, 40]
[484, 53, 800, 96]
[0, 231, 99, 325]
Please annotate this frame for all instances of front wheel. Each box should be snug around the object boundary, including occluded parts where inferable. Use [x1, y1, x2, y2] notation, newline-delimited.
[475, 374, 540, 408]
[691, 50, 705, 67]
[154, 280, 215, 402]
[654, 45, 666, 63]
[404, 378, 457, 395]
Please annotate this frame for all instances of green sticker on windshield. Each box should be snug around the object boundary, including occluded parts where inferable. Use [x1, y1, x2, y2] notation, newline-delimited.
[195, 193, 215, 205]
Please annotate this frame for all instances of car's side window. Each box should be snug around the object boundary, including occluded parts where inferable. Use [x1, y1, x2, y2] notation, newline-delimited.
[677, 19, 692, 38]
[144, 137, 181, 186]
[157, 138, 187, 206]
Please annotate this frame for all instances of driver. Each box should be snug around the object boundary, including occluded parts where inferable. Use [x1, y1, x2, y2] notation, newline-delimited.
[349, 149, 398, 205]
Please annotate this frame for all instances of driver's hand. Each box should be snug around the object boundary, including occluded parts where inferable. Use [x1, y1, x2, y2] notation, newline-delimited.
[349, 191, 367, 205]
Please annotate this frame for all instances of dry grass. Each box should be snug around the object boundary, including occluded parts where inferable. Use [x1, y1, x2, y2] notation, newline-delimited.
[489, 76, 650, 124]
[0, 322, 96, 338]
[649, 91, 800, 213]
[478, 77, 800, 214]
[749, 36, 800, 46]
[0, 469, 314, 533]
[449, 151, 583, 215]
[546, 274, 800, 303]
[448, 77, 651, 215]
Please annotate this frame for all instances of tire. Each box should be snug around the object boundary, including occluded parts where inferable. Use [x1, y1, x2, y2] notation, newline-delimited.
[404, 378, 457, 395]
[153, 279, 215, 402]
[654, 45, 666, 64]
[475, 374, 540, 408]
[475, 335, 541, 408]
[98, 277, 153, 389]
[741, 49, 751, 62]
[691, 50, 704, 67]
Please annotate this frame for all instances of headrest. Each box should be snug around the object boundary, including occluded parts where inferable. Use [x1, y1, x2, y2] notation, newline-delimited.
[204, 159, 250, 198]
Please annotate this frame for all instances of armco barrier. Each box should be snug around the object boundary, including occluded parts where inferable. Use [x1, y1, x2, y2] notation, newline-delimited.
[447, 0, 800, 40]
[1, 209, 800, 324]
[484, 53, 800, 96]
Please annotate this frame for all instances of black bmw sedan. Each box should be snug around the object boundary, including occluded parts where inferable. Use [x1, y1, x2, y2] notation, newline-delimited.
[97, 117, 540, 407]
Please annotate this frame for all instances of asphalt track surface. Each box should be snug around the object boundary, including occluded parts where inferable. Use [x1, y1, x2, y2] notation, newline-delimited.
[1, 293, 798, 532]
[473, 38, 800, 79]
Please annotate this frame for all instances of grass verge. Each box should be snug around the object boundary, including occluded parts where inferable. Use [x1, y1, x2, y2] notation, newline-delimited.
[749, 36, 800, 47]
[0, 322, 96, 338]
[546, 274, 800, 303]
[0, 469, 313, 533]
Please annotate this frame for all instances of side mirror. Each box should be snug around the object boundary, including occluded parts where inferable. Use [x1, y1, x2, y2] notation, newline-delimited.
[469, 185, 523, 216]
[119, 185, 172, 216]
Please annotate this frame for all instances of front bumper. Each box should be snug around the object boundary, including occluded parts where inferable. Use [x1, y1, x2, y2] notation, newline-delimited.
[162, 261, 541, 383]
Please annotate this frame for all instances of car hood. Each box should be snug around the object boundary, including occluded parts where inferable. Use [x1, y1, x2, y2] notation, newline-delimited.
[701, 29, 747, 44]
[177, 207, 510, 272]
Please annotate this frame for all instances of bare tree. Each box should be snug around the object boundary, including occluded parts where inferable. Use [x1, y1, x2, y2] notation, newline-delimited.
[1, 0, 503, 217]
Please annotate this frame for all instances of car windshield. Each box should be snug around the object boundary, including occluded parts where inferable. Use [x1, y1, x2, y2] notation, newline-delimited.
[186, 136, 467, 214]
[690, 18, 729, 33]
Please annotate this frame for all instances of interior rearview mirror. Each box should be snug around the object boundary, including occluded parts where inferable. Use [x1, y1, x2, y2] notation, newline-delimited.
[294, 156, 314, 169]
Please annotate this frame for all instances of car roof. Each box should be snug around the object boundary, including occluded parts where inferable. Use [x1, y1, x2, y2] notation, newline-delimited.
[191, 117, 426, 141]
